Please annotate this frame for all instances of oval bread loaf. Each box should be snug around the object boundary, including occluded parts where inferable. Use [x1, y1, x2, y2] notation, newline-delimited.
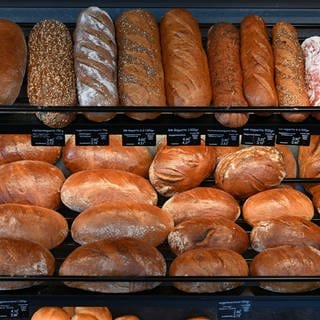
[0, 160, 65, 209]
[169, 248, 248, 293]
[243, 188, 314, 226]
[250, 245, 320, 293]
[61, 168, 157, 212]
[31, 307, 71, 320]
[71, 201, 173, 246]
[59, 238, 166, 293]
[162, 187, 240, 225]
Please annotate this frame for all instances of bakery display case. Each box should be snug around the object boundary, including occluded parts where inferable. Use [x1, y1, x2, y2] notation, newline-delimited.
[0, 1, 320, 319]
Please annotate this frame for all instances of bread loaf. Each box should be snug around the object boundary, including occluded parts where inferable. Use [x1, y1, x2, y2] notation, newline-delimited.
[214, 146, 286, 198]
[207, 23, 248, 128]
[74, 7, 118, 122]
[0, 160, 65, 209]
[72, 307, 112, 320]
[0, 238, 55, 290]
[240, 16, 278, 109]
[28, 19, 77, 128]
[0, 203, 67, 249]
[149, 141, 216, 197]
[273, 22, 310, 122]
[169, 248, 248, 293]
[250, 245, 320, 293]
[0, 19, 26, 104]
[243, 188, 314, 225]
[61, 168, 157, 212]
[59, 238, 166, 293]
[162, 187, 240, 225]
[275, 144, 297, 178]
[31, 307, 70, 320]
[116, 9, 165, 120]
[214, 146, 242, 164]
[71, 201, 173, 246]
[251, 216, 320, 252]
[168, 216, 249, 255]
[62, 135, 152, 177]
[0, 134, 61, 165]
[160, 8, 211, 118]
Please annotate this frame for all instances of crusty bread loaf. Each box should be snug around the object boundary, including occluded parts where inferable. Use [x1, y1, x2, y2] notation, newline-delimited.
[240, 15, 278, 109]
[0, 134, 61, 165]
[0, 238, 55, 290]
[273, 22, 310, 122]
[251, 216, 320, 252]
[31, 307, 70, 320]
[168, 216, 249, 255]
[275, 144, 297, 178]
[162, 187, 240, 225]
[59, 238, 166, 293]
[214, 146, 242, 164]
[214, 146, 286, 199]
[61, 168, 157, 212]
[149, 141, 216, 197]
[28, 19, 77, 128]
[74, 7, 118, 122]
[0, 203, 67, 249]
[0, 160, 65, 209]
[160, 8, 211, 118]
[116, 9, 165, 120]
[207, 23, 248, 128]
[251, 245, 320, 293]
[243, 188, 314, 225]
[169, 248, 248, 293]
[62, 135, 152, 177]
[114, 317, 139, 320]
[72, 307, 112, 320]
[0, 19, 26, 105]
[71, 201, 173, 246]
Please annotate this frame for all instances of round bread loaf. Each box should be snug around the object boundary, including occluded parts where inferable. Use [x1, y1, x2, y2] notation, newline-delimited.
[214, 146, 286, 198]
[243, 188, 314, 226]
[0, 203, 68, 249]
[62, 135, 152, 177]
[251, 216, 320, 252]
[0, 134, 61, 165]
[31, 307, 70, 320]
[0, 160, 65, 209]
[169, 248, 248, 293]
[59, 238, 166, 293]
[149, 142, 216, 197]
[61, 168, 157, 212]
[0, 238, 55, 290]
[71, 201, 173, 246]
[162, 187, 240, 225]
[168, 216, 249, 255]
[72, 307, 112, 320]
[250, 245, 320, 293]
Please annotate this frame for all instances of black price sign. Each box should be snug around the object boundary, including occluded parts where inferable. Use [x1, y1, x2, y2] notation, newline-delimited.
[276, 128, 310, 146]
[218, 300, 251, 319]
[241, 128, 275, 146]
[0, 300, 28, 319]
[75, 129, 109, 146]
[205, 129, 239, 146]
[122, 128, 156, 146]
[167, 128, 200, 146]
[31, 129, 65, 146]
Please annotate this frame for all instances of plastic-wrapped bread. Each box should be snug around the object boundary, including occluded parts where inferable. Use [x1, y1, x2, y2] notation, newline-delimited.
[28, 19, 77, 128]
[207, 23, 249, 127]
[273, 22, 310, 122]
[160, 8, 211, 118]
[74, 7, 118, 122]
[116, 9, 165, 120]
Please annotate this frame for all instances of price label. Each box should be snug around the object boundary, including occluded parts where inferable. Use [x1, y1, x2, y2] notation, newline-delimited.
[75, 129, 109, 146]
[167, 128, 200, 146]
[276, 128, 310, 145]
[218, 300, 251, 319]
[241, 128, 275, 146]
[122, 128, 156, 146]
[31, 129, 65, 146]
[0, 300, 28, 319]
[205, 129, 239, 146]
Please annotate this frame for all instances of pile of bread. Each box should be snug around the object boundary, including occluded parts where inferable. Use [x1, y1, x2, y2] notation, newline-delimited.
[0, 133, 319, 294]
[1, 7, 320, 128]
